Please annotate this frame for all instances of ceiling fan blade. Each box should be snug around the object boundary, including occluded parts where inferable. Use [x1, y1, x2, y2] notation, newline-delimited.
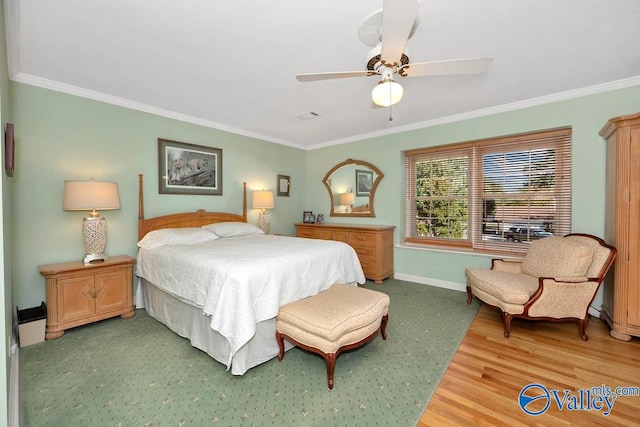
[399, 57, 493, 77]
[296, 70, 375, 82]
[380, 0, 420, 65]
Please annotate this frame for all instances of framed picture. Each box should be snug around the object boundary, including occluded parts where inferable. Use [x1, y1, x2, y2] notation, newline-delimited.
[158, 138, 222, 195]
[316, 213, 324, 224]
[356, 169, 373, 196]
[5, 123, 14, 177]
[303, 211, 314, 223]
[277, 174, 290, 197]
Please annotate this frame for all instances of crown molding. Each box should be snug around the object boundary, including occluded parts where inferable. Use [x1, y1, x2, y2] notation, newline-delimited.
[9, 72, 305, 150]
[307, 76, 640, 149]
[10, 69, 640, 151]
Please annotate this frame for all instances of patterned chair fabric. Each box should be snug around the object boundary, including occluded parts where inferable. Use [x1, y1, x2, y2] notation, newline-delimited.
[465, 233, 616, 341]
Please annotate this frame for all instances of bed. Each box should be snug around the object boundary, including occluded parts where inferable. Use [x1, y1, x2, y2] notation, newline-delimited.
[134, 174, 366, 374]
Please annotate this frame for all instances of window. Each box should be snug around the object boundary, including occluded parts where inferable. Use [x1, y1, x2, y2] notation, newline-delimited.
[405, 128, 572, 254]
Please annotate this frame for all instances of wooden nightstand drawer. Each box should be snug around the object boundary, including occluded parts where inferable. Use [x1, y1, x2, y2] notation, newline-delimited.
[348, 232, 376, 247]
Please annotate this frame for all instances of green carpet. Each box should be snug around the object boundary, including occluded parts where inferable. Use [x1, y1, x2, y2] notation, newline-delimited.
[20, 279, 478, 426]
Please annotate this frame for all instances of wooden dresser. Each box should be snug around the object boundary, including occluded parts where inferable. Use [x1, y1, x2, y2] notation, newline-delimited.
[295, 223, 395, 284]
[600, 112, 640, 341]
[38, 255, 136, 340]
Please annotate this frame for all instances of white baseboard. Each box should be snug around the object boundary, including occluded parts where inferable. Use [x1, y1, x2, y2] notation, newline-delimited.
[9, 327, 20, 427]
[393, 273, 603, 319]
[393, 272, 466, 292]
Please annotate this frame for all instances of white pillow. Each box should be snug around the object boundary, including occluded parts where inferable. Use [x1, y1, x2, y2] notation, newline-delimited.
[202, 222, 264, 238]
[137, 227, 219, 250]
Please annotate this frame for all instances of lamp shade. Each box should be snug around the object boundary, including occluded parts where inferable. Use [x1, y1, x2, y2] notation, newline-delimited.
[371, 79, 403, 107]
[252, 190, 274, 209]
[339, 193, 355, 206]
[63, 180, 121, 211]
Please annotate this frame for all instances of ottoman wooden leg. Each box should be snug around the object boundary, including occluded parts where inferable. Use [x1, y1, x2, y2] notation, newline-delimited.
[323, 353, 337, 390]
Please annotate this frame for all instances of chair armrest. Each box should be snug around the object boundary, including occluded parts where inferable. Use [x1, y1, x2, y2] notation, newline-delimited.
[526, 278, 600, 319]
[491, 258, 523, 273]
[545, 276, 588, 283]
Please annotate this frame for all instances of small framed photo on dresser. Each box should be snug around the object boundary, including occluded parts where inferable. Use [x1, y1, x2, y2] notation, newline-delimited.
[303, 211, 314, 223]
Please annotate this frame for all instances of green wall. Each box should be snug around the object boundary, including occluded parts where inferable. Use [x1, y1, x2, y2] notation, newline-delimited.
[7, 72, 640, 353]
[305, 85, 640, 307]
[0, 0, 12, 421]
[9, 83, 307, 309]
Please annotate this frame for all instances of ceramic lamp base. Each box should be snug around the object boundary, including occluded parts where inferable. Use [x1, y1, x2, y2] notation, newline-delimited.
[82, 216, 109, 264]
[258, 211, 271, 234]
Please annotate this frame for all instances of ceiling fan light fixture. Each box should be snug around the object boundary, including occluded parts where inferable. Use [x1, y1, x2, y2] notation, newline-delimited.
[371, 78, 403, 107]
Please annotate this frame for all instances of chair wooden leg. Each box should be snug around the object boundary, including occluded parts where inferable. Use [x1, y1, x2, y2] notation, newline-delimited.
[466, 286, 473, 305]
[276, 331, 285, 361]
[579, 317, 590, 341]
[502, 312, 512, 338]
[380, 314, 389, 340]
[324, 353, 337, 390]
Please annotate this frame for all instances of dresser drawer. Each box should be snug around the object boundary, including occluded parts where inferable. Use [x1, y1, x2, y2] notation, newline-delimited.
[294, 223, 394, 284]
[359, 259, 376, 276]
[318, 230, 333, 240]
[318, 230, 348, 242]
[348, 232, 376, 247]
[332, 231, 348, 243]
[352, 245, 376, 261]
[296, 228, 318, 239]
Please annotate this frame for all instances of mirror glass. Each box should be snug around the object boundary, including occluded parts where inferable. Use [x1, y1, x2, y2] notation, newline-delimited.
[323, 159, 384, 217]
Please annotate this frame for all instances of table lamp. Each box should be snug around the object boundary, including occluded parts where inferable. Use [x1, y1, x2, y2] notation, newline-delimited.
[339, 192, 355, 213]
[63, 179, 121, 264]
[252, 190, 274, 234]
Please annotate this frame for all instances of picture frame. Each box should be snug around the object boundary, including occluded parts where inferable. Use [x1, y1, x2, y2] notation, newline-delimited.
[5, 123, 14, 177]
[158, 138, 222, 195]
[303, 211, 314, 223]
[355, 169, 373, 196]
[316, 213, 324, 224]
[277, 174, 290, 197]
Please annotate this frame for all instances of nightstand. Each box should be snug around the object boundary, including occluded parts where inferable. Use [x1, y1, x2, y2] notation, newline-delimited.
[38, 255, 136, 340]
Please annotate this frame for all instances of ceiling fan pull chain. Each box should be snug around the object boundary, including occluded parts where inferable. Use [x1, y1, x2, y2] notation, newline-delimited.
[388, 83, 394, 121]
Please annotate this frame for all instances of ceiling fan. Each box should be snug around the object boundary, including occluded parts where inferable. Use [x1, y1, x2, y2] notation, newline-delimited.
[296, 0, 492, 109]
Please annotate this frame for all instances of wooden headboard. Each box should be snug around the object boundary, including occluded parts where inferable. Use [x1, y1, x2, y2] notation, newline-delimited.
[138, 173, 247, 241]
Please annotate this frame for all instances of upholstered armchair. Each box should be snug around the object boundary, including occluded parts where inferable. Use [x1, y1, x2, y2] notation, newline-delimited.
[466, 234, 616, 341]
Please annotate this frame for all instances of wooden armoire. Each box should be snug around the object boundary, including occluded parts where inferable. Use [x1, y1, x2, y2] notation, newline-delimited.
[600, 112, 640, 341]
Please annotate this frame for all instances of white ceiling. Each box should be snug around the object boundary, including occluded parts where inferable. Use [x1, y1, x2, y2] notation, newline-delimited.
[6, 0, 640, 149]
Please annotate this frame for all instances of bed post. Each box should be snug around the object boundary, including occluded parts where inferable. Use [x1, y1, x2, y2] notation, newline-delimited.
[138, 173, 145, 240]
[243, 182, 247, 221]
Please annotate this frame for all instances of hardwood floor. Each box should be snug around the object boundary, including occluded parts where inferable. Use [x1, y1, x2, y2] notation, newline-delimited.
[418, 305, 640, 426]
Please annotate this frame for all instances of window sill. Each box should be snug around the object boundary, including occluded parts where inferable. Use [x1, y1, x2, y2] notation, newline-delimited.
[396, 242, 525, 260]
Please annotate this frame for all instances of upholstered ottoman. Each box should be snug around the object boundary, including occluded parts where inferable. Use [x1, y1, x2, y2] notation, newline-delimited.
[276, 284, 389, 389]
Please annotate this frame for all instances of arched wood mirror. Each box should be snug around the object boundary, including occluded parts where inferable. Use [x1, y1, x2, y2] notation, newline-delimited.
[323, 159, 384, 217]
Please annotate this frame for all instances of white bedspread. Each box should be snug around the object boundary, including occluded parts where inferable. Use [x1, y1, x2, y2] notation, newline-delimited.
[136, 234, 365, 366]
